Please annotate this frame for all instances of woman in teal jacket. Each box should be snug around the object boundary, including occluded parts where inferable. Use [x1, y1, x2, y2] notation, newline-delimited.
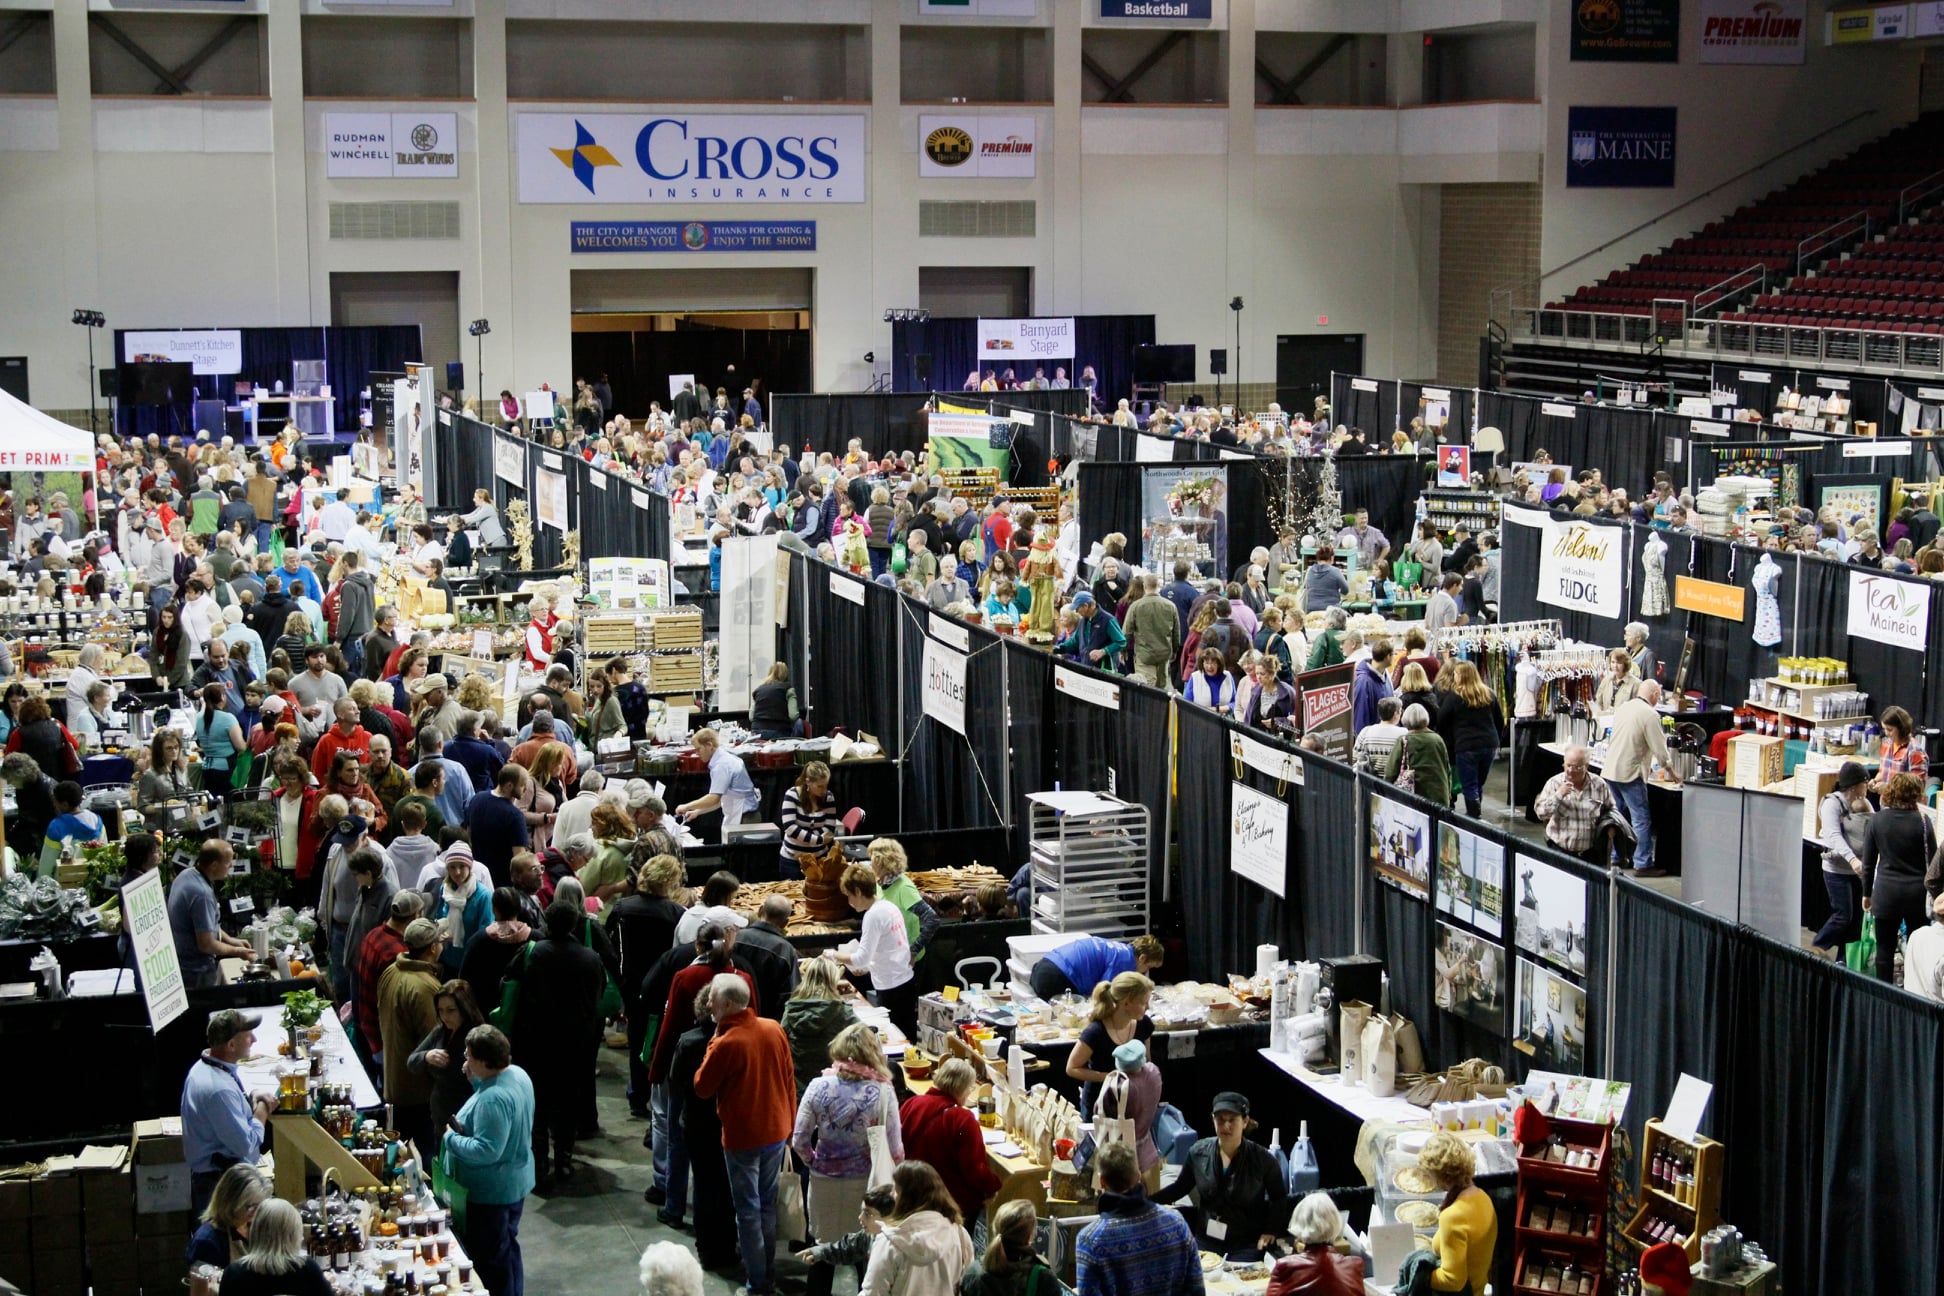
[442, 1026, 535, 1295]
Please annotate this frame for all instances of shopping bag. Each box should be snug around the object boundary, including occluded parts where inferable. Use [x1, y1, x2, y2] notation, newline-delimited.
[890, 541, 908, 575]
[432, 1149, 470, 1235]
[1361, 1017, 1398, 1098]
[1339, 1000, 1373, 1086]
[867, 1087, 897, 1190]
[1092, 1071, 1140, 1189]
[488, 943, 532, 1032]
[636, 1013, 662, 1067]
[1845, 913, 1877, 974]
[581, 921, 624, 1018]
[1391, 1014, 1425, 1077]
[777, 1151, 808, 1247]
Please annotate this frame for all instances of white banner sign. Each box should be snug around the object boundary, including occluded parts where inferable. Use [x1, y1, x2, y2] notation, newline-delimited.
[122, 870, 187, 1032]
[921, 635, 969, 736]
[928, 614, 971, 652]
[920, 0, 1037, 13]
[517, 112, 867, 204]
[1536, 517, 1625, 621]
[1848, 571, 1930, 652]
[494, 438, 525, 487]
[323, 112, 459, 178]
[1053, 664, 1120, 710]
[1918, 2, 1944, 37]
[534, 467, 567, 531]
[830, 571, 866, 605]
[1228, 731, 1304, 786]
[927, 412, 1007, 442]
[1699, 0, 1808, 63]
[919, 115, 1037, 178]
[123, 329, 243, 375]
[977, 316, 1076, 361]
[1230, 782, 1289, 899]
[1541, 402, 1579, 420]
[1843, 440, 1914, 457]
[720, 535, 779, 711]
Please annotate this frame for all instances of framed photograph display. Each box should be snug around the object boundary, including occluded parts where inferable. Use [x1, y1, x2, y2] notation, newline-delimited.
[1436, 822, 1505, 937]
[1513, 855, 1589, 977]
[1369, 795, 1431, 899]
[1436, 921, 1507, 1036]
[1516, 957, 1589, 1075]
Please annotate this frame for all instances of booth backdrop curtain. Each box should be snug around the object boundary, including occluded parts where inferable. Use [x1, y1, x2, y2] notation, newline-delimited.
[1399, 381, 1476, 444]
[1076, 462, 1147, 571]
[1004, 640, 1052, 862]
[891, 315, 1154, 413]
[1329, 375, 1396, 437]
[113, 325, 421, 438]
[1175, 704, 1296, 983]
[434, 410, 495, 511]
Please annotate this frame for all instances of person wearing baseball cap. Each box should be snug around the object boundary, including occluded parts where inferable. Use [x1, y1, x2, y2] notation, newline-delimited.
[1057, 588, 1126, 673]
[181, 1008, 273, 1215]
[1153, 1090, 1289, 1255]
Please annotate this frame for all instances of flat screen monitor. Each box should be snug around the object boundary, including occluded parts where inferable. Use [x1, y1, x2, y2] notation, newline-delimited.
[119, 361, 195, 408]
[1132, 344, 1195, 385]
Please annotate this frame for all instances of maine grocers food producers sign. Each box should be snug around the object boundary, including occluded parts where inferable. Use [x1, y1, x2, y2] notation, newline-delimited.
[1847, 571, 1931, 652]
[518, 113, 866, 204]
[1537, 518, 1626, 620]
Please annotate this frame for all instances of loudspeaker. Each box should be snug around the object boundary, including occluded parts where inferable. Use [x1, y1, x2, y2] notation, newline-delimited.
[1209, 348, 1228, 376]
[0, 357, 27, 404]
[446, 361, 465, 392]
[99, 368, 119, 399]
[913, 352, 932, 386]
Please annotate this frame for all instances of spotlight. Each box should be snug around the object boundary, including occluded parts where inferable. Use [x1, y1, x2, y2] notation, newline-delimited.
[468, 318, 491, 337]
[881, 308, 932, 324]
[1229, 297, 1244, 313]
[71, 309, 105, 328]
[863, 351, 876, 364]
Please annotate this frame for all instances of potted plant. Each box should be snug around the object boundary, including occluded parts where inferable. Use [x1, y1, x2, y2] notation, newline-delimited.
[283, 987, 328, 1044]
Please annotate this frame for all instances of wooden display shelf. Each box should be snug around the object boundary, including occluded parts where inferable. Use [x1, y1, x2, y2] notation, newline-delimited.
[269, 1114, 381, 1204]
[1513, 1115, 1612, 1296]
[1620, 1119, 1723, 1262]
[1740, 701, 1869, 726]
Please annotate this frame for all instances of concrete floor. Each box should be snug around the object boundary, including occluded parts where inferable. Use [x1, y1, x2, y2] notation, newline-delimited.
[516, 1051, 836, 1296]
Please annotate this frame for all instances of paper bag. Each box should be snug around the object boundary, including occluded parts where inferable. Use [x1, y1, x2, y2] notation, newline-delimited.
[1361, 1016, 1397, 1098]
[1339, 1000, 1373, 1087]
[1391, 1013, 1425, 1076]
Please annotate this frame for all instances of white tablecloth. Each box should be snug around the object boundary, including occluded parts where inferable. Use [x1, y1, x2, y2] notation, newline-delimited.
[236, 1002, 381, 1110]
[1256, 1048, 1431, 1127]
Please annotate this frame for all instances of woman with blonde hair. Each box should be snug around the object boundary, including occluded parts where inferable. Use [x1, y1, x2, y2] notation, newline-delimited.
[869, 837, 938, 968]
[1435, 659, 1499, 818]
[455, 670, 498, 713]
[611, 852, 688, 1114]
[794, 1022, 905, 1296]
[188, 1164, 271, 1295]
[1065, 970, 1154, 1117]
[520, 740, 571, 851]
[1418, 1131, 1495, 1293]
[784, 955, 859, 1097]
[1396, 660, 1437, 725]
[959, 1198, 1056, 1296]
[219, 1197, 329, 1294]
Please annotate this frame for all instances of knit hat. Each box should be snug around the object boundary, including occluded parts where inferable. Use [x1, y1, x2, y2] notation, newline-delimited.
[1112, 1040, 1148, 1074]
[1639, 1242, 1693, 1296]
[441, 840, 474, 864]
[1837, 761, 1870, 791]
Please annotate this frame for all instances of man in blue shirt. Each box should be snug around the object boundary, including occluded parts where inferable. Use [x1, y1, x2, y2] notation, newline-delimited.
[1161, 561, 1201, 638]
[280, 547, 323, 604]
[1028, 933, 1166, 1001]
[415, 726, 477, 828]
[675, 728, 759, 834]
[444, 1024, 535, 1296]
[182, 1008, 275, 1215]
[466, 764, 532, 888]
[168, 840, 254, 990]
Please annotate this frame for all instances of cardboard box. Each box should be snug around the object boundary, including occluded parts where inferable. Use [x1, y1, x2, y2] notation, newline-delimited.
[1796, 765, 1843, 839]
[81, 1166, 133, 1214]
[30, 1213, 81, 1253]
[31, 1249, 84, 1296]
[0, 1253, 28, 1292]
[135, 1209, 193, 1239]
[132, 1119, 185, 1166]
[132, 1162, 190, 1215]
[90, 1281, 138, 1296]
[86, 1245, 138, 1281]
[0, 1180, 29, 1218]
[1726, 733, 1785, 790]
[30, 1173, 81, 1216]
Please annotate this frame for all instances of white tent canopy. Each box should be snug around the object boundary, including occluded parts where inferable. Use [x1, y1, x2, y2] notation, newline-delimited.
[0, 387, 94, 472]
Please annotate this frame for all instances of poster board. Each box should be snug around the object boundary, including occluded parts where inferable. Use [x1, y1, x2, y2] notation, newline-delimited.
[533, 468, 568, 531]
[121, 870, 187, 1032]
[1295, 663, 1353, 760]
[1229, 781, 1289, 898]
[588, 557, 670, 610]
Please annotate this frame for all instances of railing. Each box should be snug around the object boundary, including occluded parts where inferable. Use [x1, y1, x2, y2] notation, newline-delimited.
[1898, 166, 1944, 223]
[1796, 211, 1870, 275]
[1691, 264, 1767, 318]
[1505, 304, 1944, 375]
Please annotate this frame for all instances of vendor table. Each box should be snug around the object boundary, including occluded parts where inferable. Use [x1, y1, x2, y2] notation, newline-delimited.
[236, 1001, 380, 1111]
[897, 1059, 1052, 1212]
[662, 756, 898, 859]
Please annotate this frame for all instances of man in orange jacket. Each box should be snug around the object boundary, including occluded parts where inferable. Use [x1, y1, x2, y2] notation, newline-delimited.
[693, 973, 796, 1295]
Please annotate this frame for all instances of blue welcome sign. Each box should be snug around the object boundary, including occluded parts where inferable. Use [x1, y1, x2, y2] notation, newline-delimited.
[570, 221, 817, 253]
[1565, 107, 1677, 188]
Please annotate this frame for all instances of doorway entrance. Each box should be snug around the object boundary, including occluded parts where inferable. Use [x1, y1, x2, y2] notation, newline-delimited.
[1276, 333, 1365, 416]
[570, 268, 813, 421]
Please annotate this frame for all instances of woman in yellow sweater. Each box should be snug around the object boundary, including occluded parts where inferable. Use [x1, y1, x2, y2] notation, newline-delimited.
[1421, 1131, 1495, 1294]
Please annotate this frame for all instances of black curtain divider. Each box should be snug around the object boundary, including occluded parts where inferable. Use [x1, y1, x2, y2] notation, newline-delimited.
[769, 390, 1087, 475]
[1328, 374, 1395, 437]
[1038, 657, 1173, 897]
[1119, 683, 1174, 899]
[1076, 462, 1147, 571]
[896, 598, 1009, 834]
[1003, 640, 1052, 863]
[1174, 704, 1297, 982]
[802, 567, 869, 737]
[890, 315, 1154, 413]
[1709, 361, 1786, 419]
[1683, 540, 1774, 702]
[1496, 507, 1632, 649]
[1481, 391, 1660, 492]
[1398, 380, 1476, 444]
[1477, 391, 1545, 469]
[1325, 456, 1425, 556]
[434, 410, 495, 511]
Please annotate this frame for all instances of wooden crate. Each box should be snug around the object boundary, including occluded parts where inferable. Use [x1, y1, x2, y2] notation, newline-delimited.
[583, 616, 640, 656]
[644, 610, 704, 650]
[1619, 1119, 1723, 1263]
[646, 652, 704, 692]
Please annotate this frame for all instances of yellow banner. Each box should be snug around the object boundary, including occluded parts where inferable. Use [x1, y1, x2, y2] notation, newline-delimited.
[1674, 575, 1747, 621]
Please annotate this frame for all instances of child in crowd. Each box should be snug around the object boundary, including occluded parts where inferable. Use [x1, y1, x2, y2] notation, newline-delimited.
[46, 780, 105, 847]
[388, 800, 441, 888]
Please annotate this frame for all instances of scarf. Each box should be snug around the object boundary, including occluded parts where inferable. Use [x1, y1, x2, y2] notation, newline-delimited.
[441, 868, 482, 947]
[826, 1058, 889, 1085]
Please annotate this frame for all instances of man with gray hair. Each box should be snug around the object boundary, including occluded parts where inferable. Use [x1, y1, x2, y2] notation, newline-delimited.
[1604, 679, 1676, 876]
[631, 788, 684, 862]
[552, 768, 605, 846]
[693, 971, 795, 1296]
[734, 895, 800, 1019]
[1533, 745, 1617, 867]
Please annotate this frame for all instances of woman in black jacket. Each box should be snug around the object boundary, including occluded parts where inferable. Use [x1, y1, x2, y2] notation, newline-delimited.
[1152, 1091, 1289, 1258]
[515, 900, 607, 1187]
[750, 661, 798, 739]
[608, 855, 688, 1115]
[405, 979, 485, 1150]
[1435, 660, 1500, 818]
[7, 695, 76, 783]
[1863, 772, 1934, 985]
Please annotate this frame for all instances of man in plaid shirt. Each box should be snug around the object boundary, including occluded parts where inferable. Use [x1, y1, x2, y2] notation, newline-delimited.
[355, 889, 424, 1066]
[1534, 746, 1618, 866]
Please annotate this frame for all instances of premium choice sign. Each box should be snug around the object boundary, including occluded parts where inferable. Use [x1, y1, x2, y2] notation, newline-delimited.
[919, 116, 1037, 178]
[517, 113, 866, 204]
[1537, 518, 1626, 620]
[1699, 0, 1808, 63]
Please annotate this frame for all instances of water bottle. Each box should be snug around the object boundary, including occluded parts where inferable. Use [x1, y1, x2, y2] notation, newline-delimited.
[1288, 1121, 1321, 1195]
